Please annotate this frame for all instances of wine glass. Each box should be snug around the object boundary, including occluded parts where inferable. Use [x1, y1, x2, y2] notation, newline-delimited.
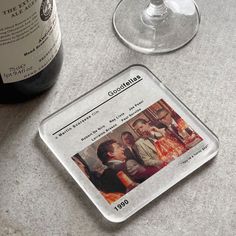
[113, 0, 200, 54]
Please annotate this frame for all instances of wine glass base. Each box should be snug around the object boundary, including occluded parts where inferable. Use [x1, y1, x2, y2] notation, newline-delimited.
[113, 0, 200, 54]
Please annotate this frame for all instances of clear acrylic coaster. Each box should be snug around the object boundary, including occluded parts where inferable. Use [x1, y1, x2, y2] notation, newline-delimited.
[39, 65, 219, 223]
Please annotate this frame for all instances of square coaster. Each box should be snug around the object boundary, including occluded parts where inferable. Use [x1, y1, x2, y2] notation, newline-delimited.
[39, 65, 219, 222]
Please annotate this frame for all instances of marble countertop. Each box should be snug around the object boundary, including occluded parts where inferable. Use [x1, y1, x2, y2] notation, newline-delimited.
[0, 0, 235, 235]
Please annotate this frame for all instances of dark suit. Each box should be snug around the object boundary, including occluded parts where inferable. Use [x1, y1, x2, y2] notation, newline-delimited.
[93, 168, 126, 194]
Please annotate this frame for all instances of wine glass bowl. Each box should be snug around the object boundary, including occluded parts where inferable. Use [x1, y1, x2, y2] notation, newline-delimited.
[113, 0, 200, 54]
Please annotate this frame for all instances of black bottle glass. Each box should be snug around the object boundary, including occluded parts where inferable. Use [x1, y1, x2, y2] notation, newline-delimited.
[0, 0, 63, 103]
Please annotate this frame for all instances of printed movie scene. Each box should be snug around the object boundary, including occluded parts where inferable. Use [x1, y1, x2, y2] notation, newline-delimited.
[71, 99, 203, 204]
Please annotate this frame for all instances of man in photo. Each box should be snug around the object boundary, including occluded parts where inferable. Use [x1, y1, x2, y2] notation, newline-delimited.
[155, 108, 202, 148]
[97, 140, 162, 184]
[97, 140, 139, 176]
[155, 108, 186, 142]
[132, 118, 166, 167]
[121, 131, 144, 165]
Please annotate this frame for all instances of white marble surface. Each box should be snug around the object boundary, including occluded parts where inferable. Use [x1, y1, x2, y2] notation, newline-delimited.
[0, 0, 235, 235]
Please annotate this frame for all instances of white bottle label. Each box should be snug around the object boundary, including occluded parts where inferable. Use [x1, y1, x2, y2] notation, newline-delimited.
[0, 0, 61, 83]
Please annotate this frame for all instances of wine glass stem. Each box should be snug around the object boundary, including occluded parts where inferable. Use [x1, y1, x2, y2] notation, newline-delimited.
[146, 0, 167, 17]
[150, 0, 164, 5]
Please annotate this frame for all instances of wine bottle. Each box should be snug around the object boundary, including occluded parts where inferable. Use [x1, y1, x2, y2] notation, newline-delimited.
[0, 0, 63, 103]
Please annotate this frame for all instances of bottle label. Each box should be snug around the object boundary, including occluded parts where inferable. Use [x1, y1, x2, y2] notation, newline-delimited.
[0, 0, 61, 83]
